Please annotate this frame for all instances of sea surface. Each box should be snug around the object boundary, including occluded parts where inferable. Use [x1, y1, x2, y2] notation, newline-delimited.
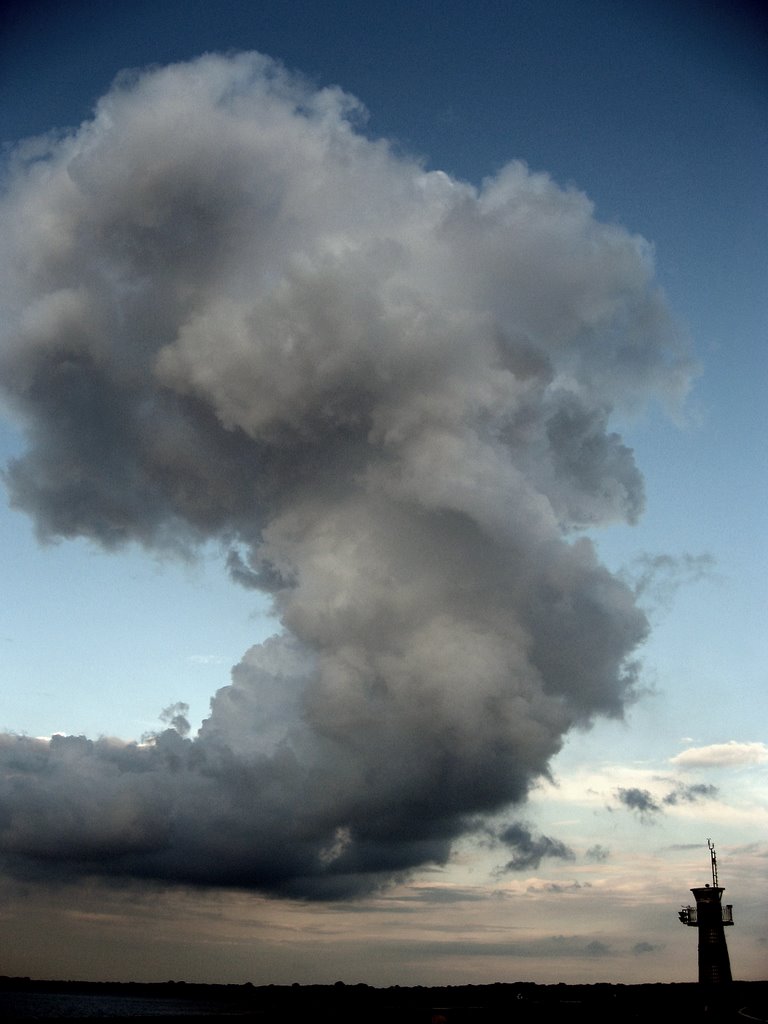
[0, 989, 252, 1018]
[2, 981, 765, 1022]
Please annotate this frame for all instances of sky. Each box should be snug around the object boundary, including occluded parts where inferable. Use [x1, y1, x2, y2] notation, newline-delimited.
[0, 0, 766, 988]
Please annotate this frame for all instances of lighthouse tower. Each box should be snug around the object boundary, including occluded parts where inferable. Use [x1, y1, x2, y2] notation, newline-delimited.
[678, 839, 734, 984]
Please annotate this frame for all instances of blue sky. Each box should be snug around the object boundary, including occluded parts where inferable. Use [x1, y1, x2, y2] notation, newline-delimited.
[0, 0, 765, 986]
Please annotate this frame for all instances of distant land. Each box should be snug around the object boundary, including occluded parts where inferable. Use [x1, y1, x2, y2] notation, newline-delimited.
[1, 976, 767, 1022]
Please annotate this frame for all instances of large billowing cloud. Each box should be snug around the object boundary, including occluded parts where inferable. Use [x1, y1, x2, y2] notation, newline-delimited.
[0, 53, 692, 898]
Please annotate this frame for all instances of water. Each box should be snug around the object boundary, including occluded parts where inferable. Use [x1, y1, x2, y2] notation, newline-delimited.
[0, 988, 252, 1018]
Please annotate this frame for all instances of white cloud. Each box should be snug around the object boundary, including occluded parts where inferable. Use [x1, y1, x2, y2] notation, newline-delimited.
[670, 741, 768, 768]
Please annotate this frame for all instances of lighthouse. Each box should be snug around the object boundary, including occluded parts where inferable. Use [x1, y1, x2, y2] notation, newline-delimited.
[678, 839, 734, 984]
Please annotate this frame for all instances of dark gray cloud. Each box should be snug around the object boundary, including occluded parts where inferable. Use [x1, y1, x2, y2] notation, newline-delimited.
[402, 934, 615, 960]
[633, 941, 663, 954]
[586, 844, 610, 862]
[527, 880, 588, 894]
[0, 53, 693, 898]
[663, 782, 718, 805]
[496, 823, 575, 872]
[615, 787, 661, 818]
[615, 782, 717, 821]
[584, 940, 611, 957]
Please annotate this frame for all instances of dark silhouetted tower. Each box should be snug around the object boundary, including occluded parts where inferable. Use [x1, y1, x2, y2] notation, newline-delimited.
[678, 839, 734, 984]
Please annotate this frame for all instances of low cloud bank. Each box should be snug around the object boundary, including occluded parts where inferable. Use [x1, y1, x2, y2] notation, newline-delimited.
[0, 53, 693, 897]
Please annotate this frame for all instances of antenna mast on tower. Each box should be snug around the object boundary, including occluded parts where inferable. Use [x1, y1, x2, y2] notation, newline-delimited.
[708, 837, 719, 888]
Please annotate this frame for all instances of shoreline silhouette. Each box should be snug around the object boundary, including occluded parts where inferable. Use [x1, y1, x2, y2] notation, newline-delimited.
[1, 975, 766, 1021]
